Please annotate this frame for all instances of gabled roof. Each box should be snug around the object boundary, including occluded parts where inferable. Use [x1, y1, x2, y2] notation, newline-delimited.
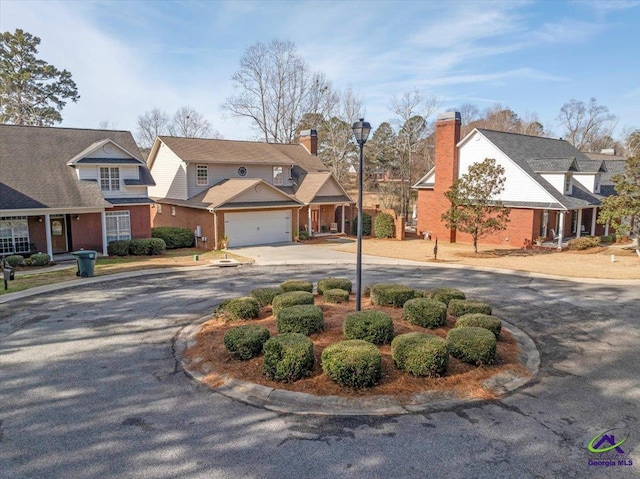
[66, 138, 145, 165]
[294, 172, 352, 204]
[0, 124, 143, 211]
[526, 157, 578, 173]
[413, 167, 435, 188]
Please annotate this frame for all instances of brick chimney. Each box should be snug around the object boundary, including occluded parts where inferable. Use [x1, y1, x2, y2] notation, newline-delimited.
[299, 129, 318, 155]
[430, 111, 461, 243]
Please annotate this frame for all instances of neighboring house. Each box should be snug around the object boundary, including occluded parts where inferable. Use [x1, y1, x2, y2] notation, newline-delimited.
[0, 124, 155, 257]
[413, 111, 622, 248]
[147, 130, 353, 248]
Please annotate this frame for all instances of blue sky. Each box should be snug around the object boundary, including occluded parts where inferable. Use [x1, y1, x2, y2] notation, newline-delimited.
[1, 0, 639, 141]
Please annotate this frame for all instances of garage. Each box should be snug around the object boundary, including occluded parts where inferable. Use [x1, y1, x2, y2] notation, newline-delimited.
[224, 210, 291, 247]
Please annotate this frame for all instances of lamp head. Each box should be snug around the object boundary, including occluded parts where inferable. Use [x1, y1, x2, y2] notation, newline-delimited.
[352, 118, 371, 146]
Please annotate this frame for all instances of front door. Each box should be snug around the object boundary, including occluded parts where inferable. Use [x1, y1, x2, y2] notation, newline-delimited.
[50, 216, 68, 253]
[311, 210, 319, 233]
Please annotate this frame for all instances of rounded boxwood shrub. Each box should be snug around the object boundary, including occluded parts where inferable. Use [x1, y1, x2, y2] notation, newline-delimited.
[263, 333, 314, 382]
[108, 240, 131, 256]
[403, 298, 447, 328]
[317, 277, 352, 294]
[128, 238, 167, 256]
[374, 213, 395, 238]
[151, 226, 195, 249]
[321, 340, 382, 388]
[250, 287, 283, 307]
[323, 288, 349, 303]
[391, 333, 449, 377]
[5, 255, 24, 267]
[370, 283, 415, 307]
[221, 297, 260, 321]
[456, 313, 502, 337]
[223, 325, 270, 360]
[447, 299, 492, 317]
[446, 327, 497, 365]
[428, 287, 466, 306]
[271, 291, 314, 315]
[28, 252, 50, 267]
[352, 213, 372, 236]
[567, 236, 601, 250]
[280, 279, 313, 293]
[276, 305, 324, 335]
[343, 310, 394, 344]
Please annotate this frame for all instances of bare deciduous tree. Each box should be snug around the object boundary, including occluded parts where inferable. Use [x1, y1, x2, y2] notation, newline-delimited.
[135, 108, 170, 149]
[558, 97, 617, 152]
[221, 38, 335, 143]
[460, 104, 546, 137]
[169, 106, 219, 139]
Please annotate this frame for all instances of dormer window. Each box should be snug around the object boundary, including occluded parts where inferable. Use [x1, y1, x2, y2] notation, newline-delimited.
[100, 167, 120, 191]
[564, 173, 572, 194]
[273, 166, 283, 185]
[196, 165, 208, 186]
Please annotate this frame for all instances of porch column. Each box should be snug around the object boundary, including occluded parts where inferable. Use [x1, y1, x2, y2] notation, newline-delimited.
[44, 213, 53, 258]
[557, 211, 565, 249]
[213, 211, 218, 250]
[307, 206, 312, 235]
[101, 211, 108, 256]
[576, 209, 583, 237]
[591, 207, 597, 236]
[341, 205, 346, 233]
[605, 221, 610, 236]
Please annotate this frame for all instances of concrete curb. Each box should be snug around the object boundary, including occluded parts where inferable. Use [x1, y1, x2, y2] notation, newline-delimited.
[175, 315, 540, 416]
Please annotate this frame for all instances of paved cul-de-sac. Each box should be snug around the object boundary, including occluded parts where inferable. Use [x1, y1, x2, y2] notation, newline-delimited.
[0, 264, 638, 478]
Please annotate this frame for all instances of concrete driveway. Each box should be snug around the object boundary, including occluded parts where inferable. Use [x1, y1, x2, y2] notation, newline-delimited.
[0, 264, 638, 478]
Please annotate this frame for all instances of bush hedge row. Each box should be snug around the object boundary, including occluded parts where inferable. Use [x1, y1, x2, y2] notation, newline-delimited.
[250, 287, 283, 307]
[427, 287, 466, 306]
[5, 255, 24, 267]
[370, 283, 415, 307]
[321, 339, 382, 388]
[456, 313, 502, 337]
[403, 298, 447, 328]
[280, 279, 313, 293]
[446, 327, 496, 365]
[323, 288, 350, 303]
[276, 305, 324, 335]
[25, 252, 50, 266]
[108, 238, 166, 256]
[151, 226, 195, 249]
[272, 291, 314, 315]
[447, 299, 492, 317]
[317, 277, 352, 294]
[343, 310, 394, 344]
[391, 332, 449, 377]
[263, 333, 314, 382]
[223, 325, 270, 360]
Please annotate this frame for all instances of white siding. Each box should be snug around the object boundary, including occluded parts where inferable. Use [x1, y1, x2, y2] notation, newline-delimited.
[574, 174, 597, 193]
[459, 133, 559, 204]
[187, 164, 293, 198]
[77, 165, 148, 198]
[148, 143, 188, 200]
[85, 143, 134, 159]
[540, 173, 566, 194]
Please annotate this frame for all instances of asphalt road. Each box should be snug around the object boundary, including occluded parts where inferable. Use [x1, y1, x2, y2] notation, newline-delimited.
[0, 264, 638, 478]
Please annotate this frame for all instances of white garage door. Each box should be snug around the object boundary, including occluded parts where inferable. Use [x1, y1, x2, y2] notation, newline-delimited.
[224, 210, 291, 247]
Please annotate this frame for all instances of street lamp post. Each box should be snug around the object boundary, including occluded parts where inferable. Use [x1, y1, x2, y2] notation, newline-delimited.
[352, 118, 371, 311]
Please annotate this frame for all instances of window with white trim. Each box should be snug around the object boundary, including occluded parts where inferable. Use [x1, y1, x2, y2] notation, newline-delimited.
[196, 165, 208, 186]
[564, 173, 572, 194]
[171, 206, 176, 216]
[0, 216, 30, 254]
[273, 166, 283, 185]
[100, 167, 120, 191]
[157, 204, 162, 214]
[105, 211, 131, 242]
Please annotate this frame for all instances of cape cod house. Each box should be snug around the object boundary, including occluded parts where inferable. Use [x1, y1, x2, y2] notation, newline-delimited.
[0, 125, 155, 258]
[147, 130, 353, 248]
[413, 112, 621, 248]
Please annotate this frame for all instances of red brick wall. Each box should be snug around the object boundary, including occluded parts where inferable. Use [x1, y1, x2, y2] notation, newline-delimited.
[27, 217, 47, 253]
[71, 213, 103, 251]
[152, 204, 215, 249]
[120, 205, 151, 239]
[455, 208, 536, 247]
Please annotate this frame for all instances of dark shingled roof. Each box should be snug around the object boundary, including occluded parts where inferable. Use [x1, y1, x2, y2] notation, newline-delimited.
[0, 124, 146, 210]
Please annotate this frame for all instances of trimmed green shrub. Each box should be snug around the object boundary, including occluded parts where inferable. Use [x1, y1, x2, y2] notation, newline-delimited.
[610, 233, 617, 243]
[391, 333, 449, 377]
[343, 310, 394, 345]
[323, 288, 350, 303]
[370, 283, 415, 307]
[363, 285, 371, 297]
[567, 236, 601, 250]
[146, 238, 166, 255]
[263, 333, 314, 382]
[223, 325, 270, 360]
[352, 213, 372, 236]
[599, 235, 614, 244]
[447, 327, 497, 365]
[276, 305, 324, 335]
[28, 252, 50, 267]
[5, 255, 24, 267]
[317, 277, 352, 294]
[374, 213, 395, 238]
[447, 299, 492, 317]
[151, 226, 195, 249]
[280, 279, 313, 293]
[108, 240, 131, 256]
[221, 297, 260, 321]
[127, 238, 167, 256]
[298, 230, 310, 241]
[272, 291, 314, 315]
[456, 313, 502, 337]
[428, 287, 466, 306]
[321, 340, 382, 388]
[403, 298, 447, 328]
[250, 287, 283, 307]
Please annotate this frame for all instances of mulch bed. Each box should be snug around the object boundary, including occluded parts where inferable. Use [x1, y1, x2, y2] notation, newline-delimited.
[183, 295, 526, 401]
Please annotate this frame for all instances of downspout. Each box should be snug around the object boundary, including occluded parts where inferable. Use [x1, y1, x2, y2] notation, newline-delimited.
[45, 213, 53, 257]
[213, 209, 218, 251]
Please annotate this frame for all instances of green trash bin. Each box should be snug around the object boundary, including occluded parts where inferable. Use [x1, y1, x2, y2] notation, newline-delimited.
[72, 250, 97, 277]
